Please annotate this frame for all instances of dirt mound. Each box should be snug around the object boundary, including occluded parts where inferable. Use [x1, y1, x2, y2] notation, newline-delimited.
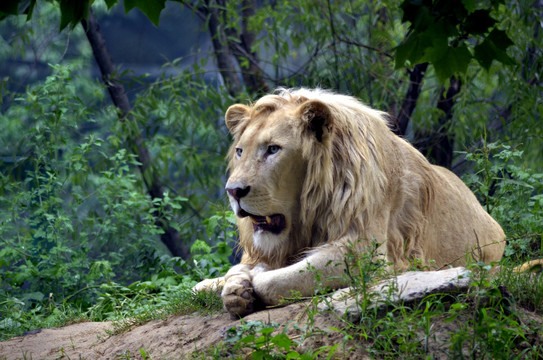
[0, 302, 361, 360]
[3, 269, 541, 359]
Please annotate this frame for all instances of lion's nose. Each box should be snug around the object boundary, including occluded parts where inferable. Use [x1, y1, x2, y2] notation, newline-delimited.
[226, 186, 251, 201]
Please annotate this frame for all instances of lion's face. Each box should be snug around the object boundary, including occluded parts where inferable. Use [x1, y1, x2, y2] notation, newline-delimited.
[224, 97, 332, 255]
[225, 104, 309, 252]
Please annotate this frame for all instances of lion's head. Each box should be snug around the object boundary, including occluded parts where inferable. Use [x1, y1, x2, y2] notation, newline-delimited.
[224, 89, 391, 267]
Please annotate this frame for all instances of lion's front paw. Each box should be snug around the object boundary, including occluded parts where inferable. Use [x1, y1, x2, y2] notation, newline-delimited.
[222, 276, 255, 318]
[193, 277, 225, 294]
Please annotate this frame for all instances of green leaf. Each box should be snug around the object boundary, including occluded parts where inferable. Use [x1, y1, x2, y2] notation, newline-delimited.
[58, 0, 92, 30]
[461, 0, 477, 12]
[104, 0, 119, 10]
[271, 333, 294, 351]
[124, 0, 166, 26]
[395, 32, 433, 69]
[395, 20, 456, 70]
[474, 29, 515, 69]
[259, 327, 274, 335]
[464, 10, 496, 35]
[426, 45, 472, 82]
[0, 0, 36, 20]
[400, 0, 432, 31]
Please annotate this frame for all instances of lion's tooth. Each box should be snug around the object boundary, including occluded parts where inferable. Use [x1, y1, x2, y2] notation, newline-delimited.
[266, 216, 272, 224]
[251, 217, 258, 224]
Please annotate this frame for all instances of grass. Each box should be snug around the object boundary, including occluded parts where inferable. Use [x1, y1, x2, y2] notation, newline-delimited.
[106, 286, 224, 336]
[2, 239, 542, 359]
[187, 252, 543, 359]
[3, 259, 542, 359]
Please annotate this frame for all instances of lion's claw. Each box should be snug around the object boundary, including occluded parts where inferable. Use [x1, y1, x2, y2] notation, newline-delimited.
[222, 275, 255, 317]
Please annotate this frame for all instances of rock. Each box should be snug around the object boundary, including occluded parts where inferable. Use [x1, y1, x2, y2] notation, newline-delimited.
[318, 267, 471, 321]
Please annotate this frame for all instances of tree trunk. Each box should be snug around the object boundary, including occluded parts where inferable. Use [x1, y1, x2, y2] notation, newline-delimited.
[187, 0, 267, 96]
[81, 10, 190, 259]
[393, 63, 428, 136]
[204, 0, 244, 97]
[416, 76, 462, 168]
[229, 0, 269, 95]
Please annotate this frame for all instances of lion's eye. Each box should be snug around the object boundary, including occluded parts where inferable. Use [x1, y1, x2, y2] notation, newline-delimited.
[236, 148, 243, 157]
[267, 145, 281, 155]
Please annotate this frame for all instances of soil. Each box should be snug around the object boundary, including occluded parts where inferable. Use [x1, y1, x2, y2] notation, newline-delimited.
[0, 301, 369, 360]
[1, 295, 542, 359]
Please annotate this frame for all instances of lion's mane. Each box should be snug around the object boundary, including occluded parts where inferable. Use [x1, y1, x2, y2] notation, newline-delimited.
[231, 88, 449, 269]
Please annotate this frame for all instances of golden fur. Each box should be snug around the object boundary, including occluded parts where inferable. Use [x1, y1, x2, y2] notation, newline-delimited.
[194, 88, 505, 316]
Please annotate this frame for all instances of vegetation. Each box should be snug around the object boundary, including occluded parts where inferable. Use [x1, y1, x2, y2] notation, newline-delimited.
[0, 0, 542, 358]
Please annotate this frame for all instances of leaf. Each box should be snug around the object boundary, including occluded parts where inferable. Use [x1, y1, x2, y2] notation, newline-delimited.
[22, 291, 44, 302]
[271, 333, 294, 351]
[474, 29, 515, 69]
[426, 45, 472, 82]
[395, 20, 456, 70]
[395, 32, 433, 69]
[259, 327, 275, 335]
[400, 0, 432, 31]
[124, 0, 167, 26]
[461, 0, 477, 12]
[104, 0, 119, 10]
[463, 10, 496, 35]
[58, 0, 92, 30]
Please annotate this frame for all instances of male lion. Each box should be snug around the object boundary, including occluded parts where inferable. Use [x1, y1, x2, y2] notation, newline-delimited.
[194, 88, 505, 317]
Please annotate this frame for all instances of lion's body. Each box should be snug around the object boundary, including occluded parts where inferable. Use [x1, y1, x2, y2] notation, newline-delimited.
[194, 88, 505, 316]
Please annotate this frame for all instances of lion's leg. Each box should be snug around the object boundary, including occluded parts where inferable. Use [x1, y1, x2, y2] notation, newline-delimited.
[252, 245, 349, 305]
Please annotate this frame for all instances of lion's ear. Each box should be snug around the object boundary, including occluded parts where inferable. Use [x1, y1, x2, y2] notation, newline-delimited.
[299, 100, 332, 142]
[225, 104, 251, 135]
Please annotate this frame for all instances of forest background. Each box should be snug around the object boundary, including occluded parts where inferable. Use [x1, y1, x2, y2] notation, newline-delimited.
[0, 0, 542, 346]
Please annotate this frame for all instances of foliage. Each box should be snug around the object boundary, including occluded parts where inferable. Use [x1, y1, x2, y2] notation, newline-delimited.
[0, 63, 236, 340]
[462, 141, 543, 259]
[188, 248, 543, 359]
[245, 0, 542, 167]
[396, 0, 515, 82]
[325, 251, 543, 359]
[0, 0, 167, 29]
[223, 321, 307, 359]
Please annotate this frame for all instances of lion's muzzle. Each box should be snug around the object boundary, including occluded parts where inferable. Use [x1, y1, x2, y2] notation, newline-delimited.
[235, 207, 285, 234]
[226, 184, 287, 234]
[249, 213, 286, 234]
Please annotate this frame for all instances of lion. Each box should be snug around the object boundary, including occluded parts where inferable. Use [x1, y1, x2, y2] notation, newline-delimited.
[194, 88, 505, 317]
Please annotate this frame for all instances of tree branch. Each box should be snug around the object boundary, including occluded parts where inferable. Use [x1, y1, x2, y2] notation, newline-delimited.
[336, 36, 394, 59]
[81, 10, 190, 259]
[201, 0, 243, 97]
[228, 0, 269, 94]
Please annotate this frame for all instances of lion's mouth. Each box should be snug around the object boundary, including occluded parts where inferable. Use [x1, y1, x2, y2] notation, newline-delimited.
[238, 209, 286, 234]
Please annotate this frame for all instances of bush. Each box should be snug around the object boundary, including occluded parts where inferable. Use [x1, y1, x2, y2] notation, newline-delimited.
[461, 141, 543, 260]
[0, 64, 237, 339]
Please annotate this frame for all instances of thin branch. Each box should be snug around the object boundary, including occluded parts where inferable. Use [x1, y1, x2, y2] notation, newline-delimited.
[337, 36, 394, 59]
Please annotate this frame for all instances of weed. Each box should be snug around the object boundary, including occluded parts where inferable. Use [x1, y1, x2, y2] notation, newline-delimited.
[461, 141, 543, 260]
[221, 320, 315, 359]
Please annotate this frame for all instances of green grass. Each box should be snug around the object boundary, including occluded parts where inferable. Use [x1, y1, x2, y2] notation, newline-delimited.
[102, 285, 224, 336]
[2, 257, 542, 359]
[187, 255, 543, 359]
